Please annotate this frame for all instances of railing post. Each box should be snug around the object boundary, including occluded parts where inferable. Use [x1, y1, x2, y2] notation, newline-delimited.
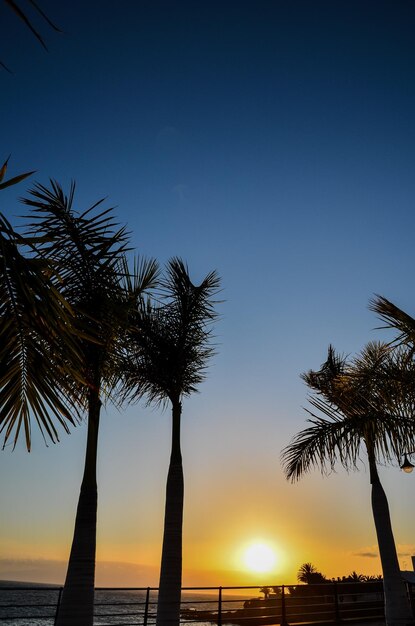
[53, 587, 63, 626]
[143, 587, 150, 626]
[408, 582, 415, 616]
[280, 585, 289, 626]
[218, 586, 222, 626]
[333, 581, 341, 623]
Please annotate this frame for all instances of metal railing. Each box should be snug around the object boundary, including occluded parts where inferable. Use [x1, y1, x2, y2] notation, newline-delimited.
[0, 581, 393, 626]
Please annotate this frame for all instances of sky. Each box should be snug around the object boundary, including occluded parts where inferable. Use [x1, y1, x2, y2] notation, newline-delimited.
[2, 0, 415, 588]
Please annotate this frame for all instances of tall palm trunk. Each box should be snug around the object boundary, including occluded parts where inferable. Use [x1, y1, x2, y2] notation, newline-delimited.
[56, 385, 101, 626]
[156, 399, 184, 626]
[366, 441, 414, 626]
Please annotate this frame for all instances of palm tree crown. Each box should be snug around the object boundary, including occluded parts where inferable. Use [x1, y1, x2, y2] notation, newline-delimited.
[0, 161, 78, 450]
[297, 562, 326, 584]
[282, 341, 415, 481]
[122, 257, 220, 406]
[23, 180, 131, 402]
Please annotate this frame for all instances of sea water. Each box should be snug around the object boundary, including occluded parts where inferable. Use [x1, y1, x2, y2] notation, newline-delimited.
[0, 582, 60, 626]
[0, 582, 244, 626]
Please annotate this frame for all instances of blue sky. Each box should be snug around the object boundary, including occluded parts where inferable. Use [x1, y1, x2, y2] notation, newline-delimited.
[1, 0, 415, 585]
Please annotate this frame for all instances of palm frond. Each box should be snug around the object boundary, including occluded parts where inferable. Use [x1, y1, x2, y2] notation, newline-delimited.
[370, 295, 415, 347]
[23, 181, 130, 312]
[3, 0, 61, 53]
[120, 254, 160, 303]
[121, 258, 221, 406]
[302, 345, 347, 406]
[281, 415, 360, 482]
[0, 212, 81, 449]
[4, 0, 48, 49]
[26, 0, 61, 31]
[282, 340, 415, 482]
[0, 156, 35, 190]
[20, 181, 156, 411]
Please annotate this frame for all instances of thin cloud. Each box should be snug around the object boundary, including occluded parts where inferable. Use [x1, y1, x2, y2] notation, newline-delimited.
[0, 558, 65, 584]
[397, 544, 415, 558]
[354, 551, 378, 558]
[351, 544, 415, 560]
[0, 559, 159, 587]
[352, 545, 378, 558]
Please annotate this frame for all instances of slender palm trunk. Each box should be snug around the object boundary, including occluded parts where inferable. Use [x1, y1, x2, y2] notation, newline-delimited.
[56, 387, 101, 626]
[366, 442, 414, 626]
[156, 399, 184, 626]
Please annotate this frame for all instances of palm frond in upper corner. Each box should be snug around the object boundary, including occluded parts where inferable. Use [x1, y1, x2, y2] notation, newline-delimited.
[370, 295, 415, 346]
[2, 0, 61, 70]
[4, 0, 60, 48]
[26, 0, 61, 31]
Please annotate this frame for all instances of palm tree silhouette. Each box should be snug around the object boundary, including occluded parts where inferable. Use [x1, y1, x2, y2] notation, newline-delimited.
[297, 562, 325, 584]
[121, 258, 220, 626]
[346, 571, 365, 582]
[282, 342, 415, 626]
[0, 159, 79, 449]
[259, 586, 271, 599]
[23, 181, 157, 626]
[371, 295, 415, 349]
[2, 0, 61, 71]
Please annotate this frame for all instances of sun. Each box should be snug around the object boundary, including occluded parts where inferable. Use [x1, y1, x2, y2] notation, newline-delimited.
[244, 542, 276, 573]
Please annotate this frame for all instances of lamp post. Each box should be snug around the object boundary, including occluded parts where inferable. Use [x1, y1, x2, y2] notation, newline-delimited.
[400, 453, 415, 473]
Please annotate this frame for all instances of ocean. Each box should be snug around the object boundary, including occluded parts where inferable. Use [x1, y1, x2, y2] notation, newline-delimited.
[0, 582, 247, 626]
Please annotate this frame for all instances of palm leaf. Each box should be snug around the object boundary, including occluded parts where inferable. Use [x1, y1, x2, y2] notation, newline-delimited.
[0, 170, 36, 190]
[22, 180, 146, 409]
[282, 416, 359, 481]
[282, 341, 415, 482]
[26, 0, 61, 31]
[0, 212, 81, 449]
[3, 0, 60, 50]
[0, 156, 10, 182]
[0, 156, 35, 190]
[121, 258, 220, 406]
[370, 295, 415, 347]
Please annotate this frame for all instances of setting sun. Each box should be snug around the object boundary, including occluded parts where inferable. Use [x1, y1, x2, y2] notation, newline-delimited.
[244, 543, 276, 573]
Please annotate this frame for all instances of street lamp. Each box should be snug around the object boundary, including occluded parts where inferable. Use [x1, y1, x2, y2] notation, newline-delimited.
[400, 454, 415, 474]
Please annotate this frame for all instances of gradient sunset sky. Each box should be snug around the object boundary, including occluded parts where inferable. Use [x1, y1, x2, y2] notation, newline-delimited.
[2, 0, 415, 587]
